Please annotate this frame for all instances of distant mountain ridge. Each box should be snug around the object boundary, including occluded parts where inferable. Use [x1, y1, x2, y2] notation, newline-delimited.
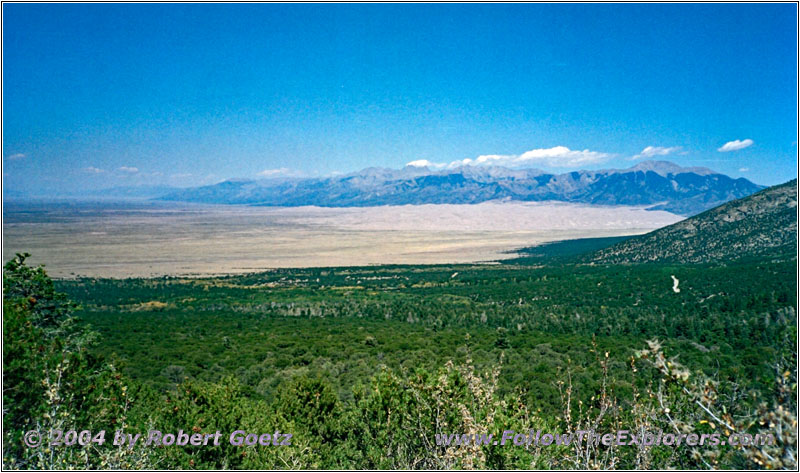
[5, 185, 181, 201]
[586, 179, 797, 264]
[159, 160, 764, 216]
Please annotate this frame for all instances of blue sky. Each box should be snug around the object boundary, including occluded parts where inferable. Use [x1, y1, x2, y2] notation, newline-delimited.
[3, 3, 797, 193]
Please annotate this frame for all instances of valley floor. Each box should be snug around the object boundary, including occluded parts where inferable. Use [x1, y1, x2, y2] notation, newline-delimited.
[2, 200, 681, 277]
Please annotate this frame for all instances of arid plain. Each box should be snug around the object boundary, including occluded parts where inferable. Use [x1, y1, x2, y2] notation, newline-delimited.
[3, 200, 683, 278]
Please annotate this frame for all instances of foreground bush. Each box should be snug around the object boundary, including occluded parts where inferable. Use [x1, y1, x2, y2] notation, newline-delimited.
[3, 254, 796, 469]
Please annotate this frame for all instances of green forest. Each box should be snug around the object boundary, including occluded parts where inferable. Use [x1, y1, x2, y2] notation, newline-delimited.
[3, 247, 796, 469]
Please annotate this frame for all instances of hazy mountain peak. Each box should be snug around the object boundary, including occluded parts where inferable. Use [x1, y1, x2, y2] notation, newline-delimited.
[628, 160, 715, 177]
[438, 165, 545, 179]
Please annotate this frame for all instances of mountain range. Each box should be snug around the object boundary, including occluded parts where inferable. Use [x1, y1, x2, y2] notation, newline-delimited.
[5, 185, 178, 201]
[160, 160, 763, 216]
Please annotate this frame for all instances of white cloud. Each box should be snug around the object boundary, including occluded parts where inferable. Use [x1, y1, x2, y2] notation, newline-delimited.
[257, 168, 304, 178]
[6, 153, 26, 160]
[739, 167, 750, 172]
[85, 166, 105, 174]
[718, 139, 753, 152]
[631, 146, 682, 160]
[518, 146, 612, 166]
[407, 146, 613, 170]
[119, 166, 139, 174]
[258, 168, 289, 177]
[450, 158, 474, 167]
[406, 159, 446, 168]
[457, 146, 613, 168]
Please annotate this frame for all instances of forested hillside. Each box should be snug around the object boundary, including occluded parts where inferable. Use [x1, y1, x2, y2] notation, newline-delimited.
[588, 179, 797, 264]
[4, 249, 796, 469]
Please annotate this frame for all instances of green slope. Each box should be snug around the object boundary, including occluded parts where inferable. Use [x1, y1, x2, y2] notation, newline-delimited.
[587, 179, 797, 264]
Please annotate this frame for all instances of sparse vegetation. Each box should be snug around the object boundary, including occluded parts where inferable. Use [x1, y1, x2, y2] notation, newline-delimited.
[588, 180, 797, 264]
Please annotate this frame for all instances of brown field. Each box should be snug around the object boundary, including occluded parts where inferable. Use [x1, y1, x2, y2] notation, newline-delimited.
[2, 200, 683, 278]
